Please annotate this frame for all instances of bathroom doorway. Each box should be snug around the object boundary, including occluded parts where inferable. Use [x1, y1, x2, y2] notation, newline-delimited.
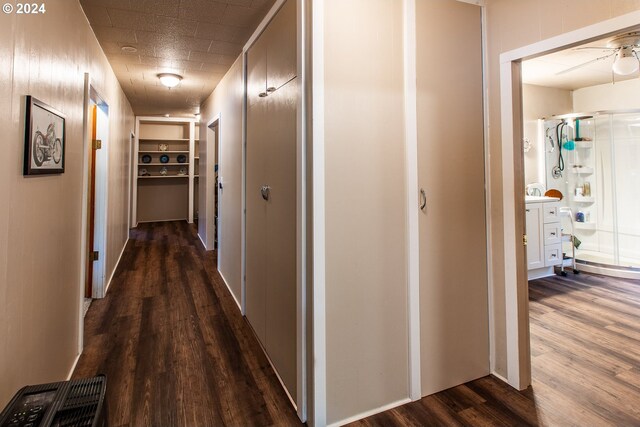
[522, 38, 640, 280]
[499, 11, 640, 391]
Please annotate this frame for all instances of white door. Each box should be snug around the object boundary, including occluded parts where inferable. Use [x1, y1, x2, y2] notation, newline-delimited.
[416, 0, 489, 396]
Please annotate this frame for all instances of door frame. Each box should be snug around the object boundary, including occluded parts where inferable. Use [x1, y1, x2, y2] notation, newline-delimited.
[205, 115, 220, 253]
[92, 91, 110, 299]
[498, 10, 640, 390]
[128, 131, 135, 229]
[78, 74, 109, 350]
[81, 78, 110, 300]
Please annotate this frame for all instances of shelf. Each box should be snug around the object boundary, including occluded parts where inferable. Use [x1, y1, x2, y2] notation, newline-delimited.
[573, 196, 595, 203]
[194, 157, 200, 160]
[570, 166, 594, 175]
[575, 222, 596, 230]
[139, 163, 189, 166]
[140, 138, 190, 142]
[138, 175, 189, 179]
[575, 140, 593, 149]
[139, 150, 189, 154]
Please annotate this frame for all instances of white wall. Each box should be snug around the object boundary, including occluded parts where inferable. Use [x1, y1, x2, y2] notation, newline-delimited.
[322, 0, 409, 424]
[573, 78, 640, 112]
[199, 56, 244, 306]
[0, 1, 134, 407]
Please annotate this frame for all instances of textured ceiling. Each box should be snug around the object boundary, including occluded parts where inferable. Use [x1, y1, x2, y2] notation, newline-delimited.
[80, 0, 276, 116]
[522, 32, 640, 91]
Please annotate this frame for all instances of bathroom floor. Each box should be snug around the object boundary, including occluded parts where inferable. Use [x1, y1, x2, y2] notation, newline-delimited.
[526, 271, 640, 426]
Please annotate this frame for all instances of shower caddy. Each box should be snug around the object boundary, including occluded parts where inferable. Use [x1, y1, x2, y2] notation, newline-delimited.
[558, 207, 579, 276]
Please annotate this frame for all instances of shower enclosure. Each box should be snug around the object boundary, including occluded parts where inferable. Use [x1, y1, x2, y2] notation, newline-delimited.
[543, 110, 640, 278]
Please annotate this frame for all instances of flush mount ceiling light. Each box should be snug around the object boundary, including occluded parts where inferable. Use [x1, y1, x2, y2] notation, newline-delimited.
[556, 32, 640, 78]
[612, 46, 639, 75]
[158, 73, 183, 88]
[121, 45, 138, 53]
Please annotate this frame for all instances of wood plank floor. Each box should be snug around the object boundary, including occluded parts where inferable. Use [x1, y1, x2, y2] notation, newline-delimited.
[352, 272, 640, 426]
[72, 221, 302, 427]
[74, 222, 640, 426]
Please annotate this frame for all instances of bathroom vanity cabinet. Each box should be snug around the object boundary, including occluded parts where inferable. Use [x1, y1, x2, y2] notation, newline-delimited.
[526, 197, 562, 280]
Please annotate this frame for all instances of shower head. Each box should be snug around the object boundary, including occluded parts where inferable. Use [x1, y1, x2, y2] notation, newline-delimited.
[546, 127, 555, 152]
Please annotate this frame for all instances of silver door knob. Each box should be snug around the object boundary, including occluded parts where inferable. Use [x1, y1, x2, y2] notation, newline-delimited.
[261, 185, 271, 201]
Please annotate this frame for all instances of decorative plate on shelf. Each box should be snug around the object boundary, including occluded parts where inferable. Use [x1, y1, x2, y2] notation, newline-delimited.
[160, 154, 170, 163]
[178, 167, 187, 175]
[141, 154, 152, 163]
[159, 143, 168, 151]
[160, 167, 168, 176]
[177, 154, 187, 163]
[138, 168, 150, 176]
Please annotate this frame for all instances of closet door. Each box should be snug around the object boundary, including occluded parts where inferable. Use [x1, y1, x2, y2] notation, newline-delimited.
[245, 39, 268, 342]
[247, 33, 267, 106]
[265, 0, 297, 91]
[416, 0, 489, 396]
[265, 78, 297, 400]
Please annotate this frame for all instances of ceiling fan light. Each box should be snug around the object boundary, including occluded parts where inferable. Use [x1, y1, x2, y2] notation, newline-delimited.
[612, 48, 639, 75]
[158, 73, 182, 88]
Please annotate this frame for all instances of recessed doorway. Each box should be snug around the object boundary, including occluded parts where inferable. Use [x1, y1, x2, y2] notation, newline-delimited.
[499, 8, 640, 393]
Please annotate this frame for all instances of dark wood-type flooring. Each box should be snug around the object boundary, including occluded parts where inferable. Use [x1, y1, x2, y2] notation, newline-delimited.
[353, 272, 640, 426]
[75, 222, 640, 426]
[72, 221, 301, 427]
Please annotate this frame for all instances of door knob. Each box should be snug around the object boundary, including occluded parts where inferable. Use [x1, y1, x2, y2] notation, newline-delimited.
[267, 86, 276, 93]
[419, 188, 427, 211]
[258, 92, 268, 98]
[261, 185, 271, 201]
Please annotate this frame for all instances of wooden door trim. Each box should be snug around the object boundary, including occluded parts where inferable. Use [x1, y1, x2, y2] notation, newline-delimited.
[86, 105, 97, 298]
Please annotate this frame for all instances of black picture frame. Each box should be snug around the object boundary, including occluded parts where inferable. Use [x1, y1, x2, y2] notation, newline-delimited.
[24, 96, 66, 175]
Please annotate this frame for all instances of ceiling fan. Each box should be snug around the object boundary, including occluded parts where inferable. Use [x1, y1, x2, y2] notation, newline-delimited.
[556, 32, 640, 77]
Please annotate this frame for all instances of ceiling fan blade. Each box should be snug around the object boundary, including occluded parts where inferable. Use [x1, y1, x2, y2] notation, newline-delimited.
[555, 52, 617, 75]
[574, 46, 617, 50]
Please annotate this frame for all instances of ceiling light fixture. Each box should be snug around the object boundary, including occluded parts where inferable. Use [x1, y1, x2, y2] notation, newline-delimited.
[158, 73, 183, 88]
[121, 46, 138, 53]
[612, 46, 639, 75]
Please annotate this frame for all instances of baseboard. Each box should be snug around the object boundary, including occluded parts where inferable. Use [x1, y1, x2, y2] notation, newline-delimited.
[136, 218, 188, 223]
[104, 236, 128, 296]
[66, 353, 81, 380]
[491, 370, 510, 385]
[197, 232, 208, 251]
[327, 397, 412, 427]
[218, 270, 241, 313]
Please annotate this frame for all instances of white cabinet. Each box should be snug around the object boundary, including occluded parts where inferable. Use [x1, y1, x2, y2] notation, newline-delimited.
[526, 199, 562, 279]
[526, 204, 544, 270]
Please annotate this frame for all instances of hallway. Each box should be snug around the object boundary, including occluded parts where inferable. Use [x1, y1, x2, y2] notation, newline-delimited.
[72, 221, 301, 427]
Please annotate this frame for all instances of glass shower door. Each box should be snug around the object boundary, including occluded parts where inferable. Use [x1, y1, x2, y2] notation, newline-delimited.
[611, 113, 640, 268]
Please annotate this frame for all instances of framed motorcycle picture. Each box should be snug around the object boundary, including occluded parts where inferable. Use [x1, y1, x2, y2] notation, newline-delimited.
[24, 96, 66, 175]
